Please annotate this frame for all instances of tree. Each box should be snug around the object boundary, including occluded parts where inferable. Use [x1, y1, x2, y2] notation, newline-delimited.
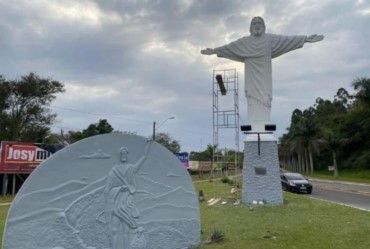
[284, 108, 321, 175]
[205, 144, 217, 160]
[281, 78, 370, 172]
[42, 132, 66, 145]
[313, 95, 348, 176]
[224, 149, 244, 166]
[189, 150, 211, 161]
[82, 119, 113, 137]
[319, 129, 342, 177]
[62, 119, 114, 143]
[0, 73, 65, 142]
[153, 132, 180, 153]
[340, 78, 370, 169]
[352, 77, 370, 109]
[189, 144, 219, 162]
[334, 87, 352, 109]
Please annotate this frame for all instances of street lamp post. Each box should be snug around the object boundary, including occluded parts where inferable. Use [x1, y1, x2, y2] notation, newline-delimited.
[152, 116, 175, 141]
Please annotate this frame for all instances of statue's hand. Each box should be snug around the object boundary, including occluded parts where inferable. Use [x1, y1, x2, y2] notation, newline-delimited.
[120, 186, 129, 192]
[305, 34, 324, 43]
[200, 48, 215, 55]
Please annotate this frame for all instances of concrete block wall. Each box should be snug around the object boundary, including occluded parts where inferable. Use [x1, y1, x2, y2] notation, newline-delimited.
[242, 140, 283, 205]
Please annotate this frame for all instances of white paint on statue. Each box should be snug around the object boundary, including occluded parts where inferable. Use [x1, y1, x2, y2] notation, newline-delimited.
[202, 16, 324, 205]
[201, 16, 324, 132]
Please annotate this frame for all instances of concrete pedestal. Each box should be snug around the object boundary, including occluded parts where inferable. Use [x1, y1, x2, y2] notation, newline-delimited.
[242, 135, 283, 205]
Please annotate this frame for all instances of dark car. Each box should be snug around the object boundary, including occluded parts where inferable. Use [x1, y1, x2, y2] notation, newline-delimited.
[280, 173, 312, 194]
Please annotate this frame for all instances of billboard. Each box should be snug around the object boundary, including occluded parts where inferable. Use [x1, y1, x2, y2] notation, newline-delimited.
[0, 141, 64, 173]
[174, 152, 189, 168]
[188, 161, 212, 171]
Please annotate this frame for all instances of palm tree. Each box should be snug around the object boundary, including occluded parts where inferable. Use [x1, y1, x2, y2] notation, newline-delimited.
[289, 116, 321, 176]
[205, 144, 218, 178]
[319, 130, 342, 177]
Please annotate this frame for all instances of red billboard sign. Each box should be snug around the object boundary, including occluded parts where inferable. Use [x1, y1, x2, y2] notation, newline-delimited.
[0, 141, 62, 173]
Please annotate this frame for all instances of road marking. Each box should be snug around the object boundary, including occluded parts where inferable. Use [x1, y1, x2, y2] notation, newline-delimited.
[309, 196, 370, 212]
[309, 178, 370, 187]
[314, 184, 370, 197]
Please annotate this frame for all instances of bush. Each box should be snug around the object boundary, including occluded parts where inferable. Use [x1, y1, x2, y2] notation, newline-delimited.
[220, 176, 235, 185]
[210, 228, 225, 243]
[220, 176, 230, 184]
[351, 150, 370, 170]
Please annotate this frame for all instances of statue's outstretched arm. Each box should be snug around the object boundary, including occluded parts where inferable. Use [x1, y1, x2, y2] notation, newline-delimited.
[200, 48, 216, 55]
[305, 34, 324, 43]
[134, 140, 153, 172]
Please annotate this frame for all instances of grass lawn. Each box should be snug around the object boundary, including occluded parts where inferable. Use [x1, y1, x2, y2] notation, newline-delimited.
[0, 196, 11, 247]
[312, 170, 370, 184]
[1, 179, 370, 248]
[195, 180, 370, 249]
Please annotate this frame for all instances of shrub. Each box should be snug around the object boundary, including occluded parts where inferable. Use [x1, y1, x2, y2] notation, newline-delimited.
[210, 228, 224, 243]
[220, 176, 236, 185]
[220, 176, 230, 184]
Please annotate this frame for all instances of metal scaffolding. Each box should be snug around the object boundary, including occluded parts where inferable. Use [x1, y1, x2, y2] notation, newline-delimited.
[212, 69, 240, 174]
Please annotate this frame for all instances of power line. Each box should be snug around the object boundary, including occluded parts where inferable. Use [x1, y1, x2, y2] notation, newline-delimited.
[49, 106, 237, 144]
[50, 105, 214, 136]
[50, 105, 152, 124]
[48, 125, 81, 131]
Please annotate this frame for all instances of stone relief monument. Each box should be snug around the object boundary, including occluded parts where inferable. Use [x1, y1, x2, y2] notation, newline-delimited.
[201, 16, 324, 204]
[3, 134, 200, 249]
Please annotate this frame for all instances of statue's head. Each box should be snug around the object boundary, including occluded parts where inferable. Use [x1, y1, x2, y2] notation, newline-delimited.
[250, 16, 265, 37]
[119, 147, 128, 163]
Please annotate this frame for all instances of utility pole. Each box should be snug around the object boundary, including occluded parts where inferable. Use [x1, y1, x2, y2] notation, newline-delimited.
[152, 121, 156, 140]
[152, 117, 174, 141]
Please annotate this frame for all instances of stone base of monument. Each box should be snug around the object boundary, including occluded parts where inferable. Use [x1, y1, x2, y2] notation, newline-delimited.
[242, 134, 283, 205]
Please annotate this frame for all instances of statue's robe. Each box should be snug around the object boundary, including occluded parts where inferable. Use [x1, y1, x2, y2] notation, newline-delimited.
[104, 164, 139, 249]
[213, 33, 306, 131]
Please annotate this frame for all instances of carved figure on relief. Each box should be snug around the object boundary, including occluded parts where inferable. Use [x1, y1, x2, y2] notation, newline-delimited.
[104, 141, 152, 249]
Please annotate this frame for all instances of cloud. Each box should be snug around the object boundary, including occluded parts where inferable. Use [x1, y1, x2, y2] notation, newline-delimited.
[1, 0, 370, 152]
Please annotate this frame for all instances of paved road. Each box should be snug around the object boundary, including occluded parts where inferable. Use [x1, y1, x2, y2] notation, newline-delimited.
[233, 173, 370, 211]
[309, 178, 370, 211]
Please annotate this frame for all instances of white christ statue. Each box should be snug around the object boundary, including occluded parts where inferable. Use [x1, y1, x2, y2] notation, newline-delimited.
[201, 16, 324, 132]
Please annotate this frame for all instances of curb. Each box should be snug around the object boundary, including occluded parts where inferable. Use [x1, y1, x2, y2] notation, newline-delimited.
[313, 184, 370, 196]
[308, 177, 370, 187]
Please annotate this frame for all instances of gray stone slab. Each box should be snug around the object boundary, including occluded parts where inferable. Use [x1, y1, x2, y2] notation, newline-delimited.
[3, 134, 200, 249]
[242, 139, 283, 205]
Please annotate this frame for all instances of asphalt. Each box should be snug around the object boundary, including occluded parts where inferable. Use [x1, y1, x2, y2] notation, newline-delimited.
[308, 177, 370, 196]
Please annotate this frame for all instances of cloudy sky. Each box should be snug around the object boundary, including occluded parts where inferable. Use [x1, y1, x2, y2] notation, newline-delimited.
[1, 0, 369, 152]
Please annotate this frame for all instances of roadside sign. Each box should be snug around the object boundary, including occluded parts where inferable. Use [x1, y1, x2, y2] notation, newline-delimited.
[0, 141, 63, 173]
[174, 152, 189, 168]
